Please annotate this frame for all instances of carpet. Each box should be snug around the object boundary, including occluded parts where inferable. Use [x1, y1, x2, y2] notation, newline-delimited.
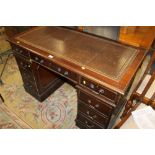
[0, 101, 30, 128]
[0, 55, 78, 129]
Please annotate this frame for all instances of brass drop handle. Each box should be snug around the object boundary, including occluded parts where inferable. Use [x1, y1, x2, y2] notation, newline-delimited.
[88, 99, 99, 108]
[90, 83, 95, 89]
[85, 120, 94, 128]
[88, 99, 91, 103]
[86, 111, 97, 120]
[64, 71, 69, 76]
[57, 67, 61, 72]
[40, 59, 44, 64]
[95, 104, 99, 108]
[99, 89, 104, 94]
[35, 57, 39, 61]
[86, 110, 93, 120]
[86, 110, 90, 115]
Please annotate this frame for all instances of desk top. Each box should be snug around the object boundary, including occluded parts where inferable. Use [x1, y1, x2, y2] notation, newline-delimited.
[10, 27, 147, 94]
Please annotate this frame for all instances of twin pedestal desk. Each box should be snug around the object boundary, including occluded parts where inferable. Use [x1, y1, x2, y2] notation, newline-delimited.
[9, 27, 146, 129]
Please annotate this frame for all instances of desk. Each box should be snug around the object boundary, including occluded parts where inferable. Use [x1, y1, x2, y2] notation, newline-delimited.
[9, 27, 146, 129]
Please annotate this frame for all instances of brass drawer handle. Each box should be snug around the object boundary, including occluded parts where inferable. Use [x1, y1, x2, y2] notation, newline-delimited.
[35, 57, 39, 61]
[89, 104, 100, 110]
[57, 67, 61, 72]
[86, 110, 90, 115]
[99, 89, 104, 94]
[85, 120, 94, 128]
[64, 71, 69, 76]
[95, 104, 100, 108]
[90, 83, 95, 89]
[40, 60, 44, 64]
[87, 99, 99, 108]
[86, 111, 97, 120]
[87, 99, 91, 103]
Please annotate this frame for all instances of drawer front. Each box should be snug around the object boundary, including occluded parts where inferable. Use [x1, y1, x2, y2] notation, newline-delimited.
[15, 55, 35, 83]
[76, 120, 88, 129]
[79, 90, 114, 117]
[12, 44, 30, 58]
[51, 62, 77, 82]
[15, 54, 32, 72]
[80, 77, 117, 101]
[76, 113, 105, 129]
[30, 53, 78, 82]
[78, 102, 109, 125]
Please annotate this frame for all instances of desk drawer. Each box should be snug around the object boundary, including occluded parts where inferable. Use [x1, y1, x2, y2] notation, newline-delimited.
[79, 90, 114, 117]
[50, 62, 77, 82]
[15, 56, 32, 72]
[75, 120, 88, 129]
[76, 113, 105, 129]
[80, 77, 118, 101]
[12, 44, 30, 58]
[30, 52, 78, 82]
[15, 54, 35, 82]
[78, 102, 109, 125]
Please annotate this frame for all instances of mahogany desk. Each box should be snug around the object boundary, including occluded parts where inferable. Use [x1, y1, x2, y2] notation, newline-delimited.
[9, 27, 147, 129]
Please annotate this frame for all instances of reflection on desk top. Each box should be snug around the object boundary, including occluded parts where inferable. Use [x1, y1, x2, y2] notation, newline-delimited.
[12, 26, 147, 94]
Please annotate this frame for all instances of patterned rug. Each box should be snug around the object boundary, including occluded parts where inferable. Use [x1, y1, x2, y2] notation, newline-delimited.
[0, 55, 78, 129]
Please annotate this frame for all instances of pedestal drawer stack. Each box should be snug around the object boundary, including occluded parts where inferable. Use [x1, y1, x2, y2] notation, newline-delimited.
[75, 77, 122, 129]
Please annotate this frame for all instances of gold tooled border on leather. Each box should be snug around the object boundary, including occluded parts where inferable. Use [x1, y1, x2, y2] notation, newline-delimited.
[16, 27, 138, 82]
